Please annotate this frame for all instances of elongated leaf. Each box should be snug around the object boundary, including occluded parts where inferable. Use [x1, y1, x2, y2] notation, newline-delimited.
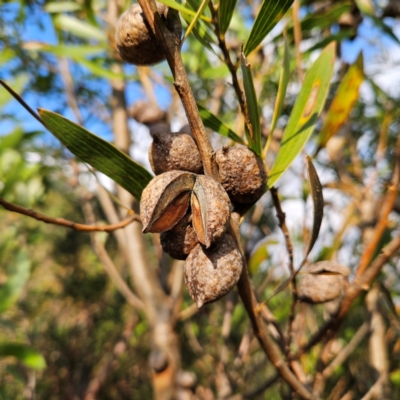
[371, 16, 400, 45]
[197, 105, 244, 144]
[45, 1, 83, 13]
[157, 0, 212, 22]
[218, 0, 238, 34]
[244, 0, 294, 56]
[240, 53, 262, 156]
[304, 156, 323, 256]
[38, 110, 153, 199]
[53, 14, 106, 42]
[0, 48, 15, 65]
[0, 344, 46, 369]
[268, 42, 336, 188]
[39, 44, 105, 58]
[0, 251, 31, 313]
[77, 58, 125, 80]
[270, 39, 290, 135]
[317, 53, 364, 152]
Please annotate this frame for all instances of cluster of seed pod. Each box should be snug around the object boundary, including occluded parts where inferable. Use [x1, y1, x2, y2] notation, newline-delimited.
[116, 2, 268, 308]
[138, 124, 267, 308]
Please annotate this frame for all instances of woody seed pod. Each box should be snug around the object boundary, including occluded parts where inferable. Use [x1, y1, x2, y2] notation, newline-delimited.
[140, 170, 196, 233]
[216, 145, 267, 204]
[190, 175, 231, 248]
[160, 212, 198, 260]
[184, 234, 243, 308]
[149, 130, 203, 175]
[297, 261, 350, 304]
[115, 3, 182, 66]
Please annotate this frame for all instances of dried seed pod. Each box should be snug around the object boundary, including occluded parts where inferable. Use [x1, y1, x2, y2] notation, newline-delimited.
[184, 234, 243, 308]
[149, 130, 203, 175]
[216, 145, 267, 204]
[297, 261, 350, 304]
[140, 170, 196, 233]
[191, 175, 231, 248]
[160, 212, 198, 260]
[115, 3, 182, 66]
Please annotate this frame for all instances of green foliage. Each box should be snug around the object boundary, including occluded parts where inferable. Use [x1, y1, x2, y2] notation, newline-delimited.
[218, 0, 238, 34]
[268, 42, 336, 188]
[39, 109, 153, 200]
[244, 0, 294, 56]
[0, 344, 46, 370]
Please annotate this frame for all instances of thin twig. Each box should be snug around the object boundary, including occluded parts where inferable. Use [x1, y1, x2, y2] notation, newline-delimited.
[291, 233, 400, 361]
[0, 196, 139, 232]
[356, 135, 400, 278]
[270, 187, 298, 355]
[82, 201, 144, 311]
[137, 0, 218, 179]
[208, 1, 253, 138]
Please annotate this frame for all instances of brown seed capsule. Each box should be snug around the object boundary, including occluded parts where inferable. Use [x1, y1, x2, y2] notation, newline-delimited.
[149, 130, 203, 175]
[184, 234, 243, 308]
[191, 175, 231, 248]
[160, 212, 198, 260]
[115, 3, 182, 66]
[297, 261, 350, 304]
[216, 145, 267, 204]
[140, 171, 196, 233]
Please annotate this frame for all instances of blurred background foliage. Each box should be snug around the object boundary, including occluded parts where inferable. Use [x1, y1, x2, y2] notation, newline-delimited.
[1, 0, 400, 399]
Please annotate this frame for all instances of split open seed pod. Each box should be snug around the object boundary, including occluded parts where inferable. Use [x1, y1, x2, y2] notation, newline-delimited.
[184, 234, 243, 309]
[190, 175, 231, 248]
[115, 2, 182, 66]
[297, 261, 350, 304]
[160, 212, 198, 260]
[216, 145, 267, 204]
[149, 130, 203, 175]
[140, 170, 196, 233]
[140, 172, 231, 249]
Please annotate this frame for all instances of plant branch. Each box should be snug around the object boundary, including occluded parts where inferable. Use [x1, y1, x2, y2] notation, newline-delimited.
[356, 134, 400, 277]
[270, 187, 298, 356]
[0, 196, 139, 232]
[291, 232, 400, 361]
[208, 1, 253, 139]
[137, 0, 218, 179]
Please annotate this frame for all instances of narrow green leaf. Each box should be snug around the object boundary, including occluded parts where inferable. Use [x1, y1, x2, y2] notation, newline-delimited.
[197, 104, 244, 144]
[53, 14, 106, 42]
[183, 0, 209, 41]
[45, 1, 83, 13]
[0, 251, 31, 313]
[218, 0, 238, 35]
[268, 43, 336, 188]
[371, 16, 400, 45]
[42, 45, 105, 58]
[77, 58, 125, 80]
[157, 0, 212, 22]
[317, 53, 364, 152]
[270, 39, 290, 135]
[0, 344, 46, 370]
[304, 156, 324, 257]
[244, 0, 294, 56]
[354, 0, 375, 15]
[240, 53, 262, 156]
[38, 110, 153, 200]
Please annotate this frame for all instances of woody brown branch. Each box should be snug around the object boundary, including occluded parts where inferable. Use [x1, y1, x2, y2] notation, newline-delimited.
[0, 196, 139, 232]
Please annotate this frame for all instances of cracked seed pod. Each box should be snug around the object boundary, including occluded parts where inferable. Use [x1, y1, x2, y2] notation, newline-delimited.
[140, 170, 196, 233]
[149, 130, 203, 175]
[184, 234, 243, 308]
[115, 3, 182, 66]
[191, 175, 231, 248]
[160, 212, 198, 260]
[216, 145, 267, 204]
[297, 261, 350, 304]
